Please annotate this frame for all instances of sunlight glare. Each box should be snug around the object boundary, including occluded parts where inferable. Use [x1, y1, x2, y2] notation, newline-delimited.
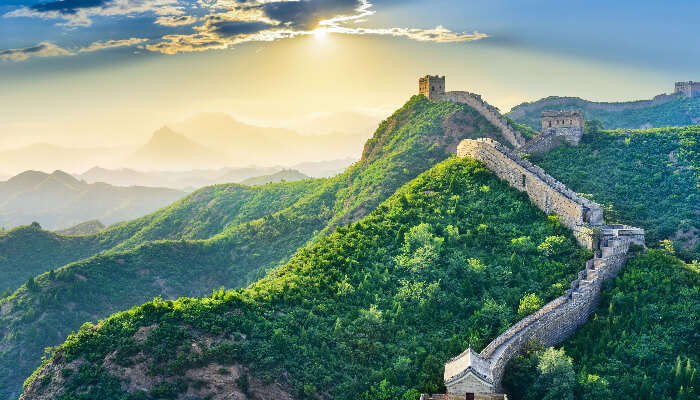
[314, 27, 328, 41]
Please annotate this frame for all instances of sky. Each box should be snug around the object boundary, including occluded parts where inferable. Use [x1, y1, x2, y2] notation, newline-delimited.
[1, 0, 699, 149]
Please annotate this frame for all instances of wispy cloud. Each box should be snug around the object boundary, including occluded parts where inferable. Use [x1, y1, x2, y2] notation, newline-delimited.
[5, 0, 183, 27]
[79, 38, 149, 52]
[155, 15, 198, 26]
[0, 42, 73, 62]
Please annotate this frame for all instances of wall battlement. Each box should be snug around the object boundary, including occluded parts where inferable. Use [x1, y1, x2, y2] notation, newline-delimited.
[675, 81, 700, 98]
[420, 75, 446, 100]
[457, 138, 602, 244]
[417, 76, 525, 147]
[441, 138, 645, 397]
[438, 92, 526, 148]
[518, 110, 585, 154]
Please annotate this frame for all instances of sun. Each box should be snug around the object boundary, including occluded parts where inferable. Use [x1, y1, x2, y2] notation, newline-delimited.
[313, 27, 328, 41]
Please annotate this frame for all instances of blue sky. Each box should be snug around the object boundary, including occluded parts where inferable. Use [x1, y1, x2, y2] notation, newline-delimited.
[0, 0, 698, 148]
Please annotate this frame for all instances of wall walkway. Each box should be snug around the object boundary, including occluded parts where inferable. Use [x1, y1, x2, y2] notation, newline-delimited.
[444, 138, 645, 395]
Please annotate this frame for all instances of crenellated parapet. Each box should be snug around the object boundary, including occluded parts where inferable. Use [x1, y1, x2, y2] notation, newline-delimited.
[417, 76, 526, 148]
[518, 110, 585, 154]
[434, 138, 645, 398]
[457, 138, 602, 247]
[438, 92, 526, 148]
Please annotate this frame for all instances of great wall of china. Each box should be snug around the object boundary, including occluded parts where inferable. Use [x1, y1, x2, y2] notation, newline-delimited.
[417, 76, 646, 400]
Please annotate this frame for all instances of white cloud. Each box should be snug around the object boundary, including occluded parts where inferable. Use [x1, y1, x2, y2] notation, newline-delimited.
[79, 38, 149, 52]
[155, 15, 198, 26]
[5, 0, 488, 57]
[0, 42, 73, 62]
[5, 0, 184, 27]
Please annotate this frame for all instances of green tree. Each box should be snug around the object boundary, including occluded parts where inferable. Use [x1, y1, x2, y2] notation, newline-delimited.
[518, 293, 544, 317]
[529, 348, 575, 400]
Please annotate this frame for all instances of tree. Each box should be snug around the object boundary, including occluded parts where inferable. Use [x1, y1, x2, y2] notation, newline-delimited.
[518, 293, 544, 317]
[529, 348, 575, 400]
[584, 120, 604, 135]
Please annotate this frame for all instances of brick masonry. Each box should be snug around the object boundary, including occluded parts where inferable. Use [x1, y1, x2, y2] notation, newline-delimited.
[446, 138, 645, 395]
[416, 78, 645, 398]
[418, 75, 526, 148]
[518, 110, 584, 154]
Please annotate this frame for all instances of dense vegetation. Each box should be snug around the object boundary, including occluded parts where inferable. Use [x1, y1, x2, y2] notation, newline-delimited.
[0, 180, 319, 298]
[1, 95, 512, 399]
[504, 249, 699, 400]
[0, 170, 185, 230]
[21, 157, 592, 400]
[532, 126, 700, 260]
[508, 95, 700, 130]
[0, 224, 104, 296]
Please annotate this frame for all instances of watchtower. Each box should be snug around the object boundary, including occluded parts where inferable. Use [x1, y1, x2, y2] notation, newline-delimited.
[541, 110, 585, 145]
[675, 81, 700, 98]
[419, 75, 446, 100]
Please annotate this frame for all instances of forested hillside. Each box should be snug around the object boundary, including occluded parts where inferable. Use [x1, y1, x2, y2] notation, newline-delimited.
[508, 95, 700, 130]
[0, 180, 320, 298]
[503, 249, 699, 400]
[0, 95, 511, 399]
[531, 126, 700, 260]
[20, 157, 592, 400]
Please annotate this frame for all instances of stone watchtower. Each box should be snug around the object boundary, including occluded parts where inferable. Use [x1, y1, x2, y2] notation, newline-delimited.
[675, 81, 700, 98]
[541, 110, 585, 145]
[419, 75, 446, 100]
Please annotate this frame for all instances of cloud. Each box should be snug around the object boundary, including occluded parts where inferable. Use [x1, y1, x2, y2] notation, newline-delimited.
[0, 41, 73, 62]
[260, 0, 358, 30]
[5, 0, 183, 27]
[79, 38, 148, 52]
[330, 25, 488, 43]
[155, 15, 198, 26]
[144, 0, 487, 55]
[5, 0, 488, 57]
[30, 0, 110, 14]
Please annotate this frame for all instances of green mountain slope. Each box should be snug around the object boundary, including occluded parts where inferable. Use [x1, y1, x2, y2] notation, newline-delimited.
[0, 170, 186, 230]
[240, 169, 310, 186]
[503, 249, 699, 400]
[530, 126, 700, 260]
[0, 180, 319, 298]
[0, 224, 105, 296]
[508, 95, 700, 130]
[20, 157, 592, 400]
[0, 95, 513, 399]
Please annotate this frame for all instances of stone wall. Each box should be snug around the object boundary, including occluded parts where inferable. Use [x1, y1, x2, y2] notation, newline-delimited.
[517, 110, 584, 154]
[420, 75, 446, 100]
[675, 81, 700, 98]
[507, 93, 681, 122]
[442, 138, 645, 396]
[457, 138, 602, 246]
[516, 130, 565, 154]
[438, 92, 526, 148]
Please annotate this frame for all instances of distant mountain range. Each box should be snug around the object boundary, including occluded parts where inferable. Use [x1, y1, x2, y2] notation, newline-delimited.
[0, 143, 128, 177]
[124, 126, 229, 171]
[171, 112, 372, 167]
[77, 158, 355, 190]
[0, 112, 375, 176]
[0, 170, 185, 230]
[240, 169, 310, 186]
[508, 93, 700, 130]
